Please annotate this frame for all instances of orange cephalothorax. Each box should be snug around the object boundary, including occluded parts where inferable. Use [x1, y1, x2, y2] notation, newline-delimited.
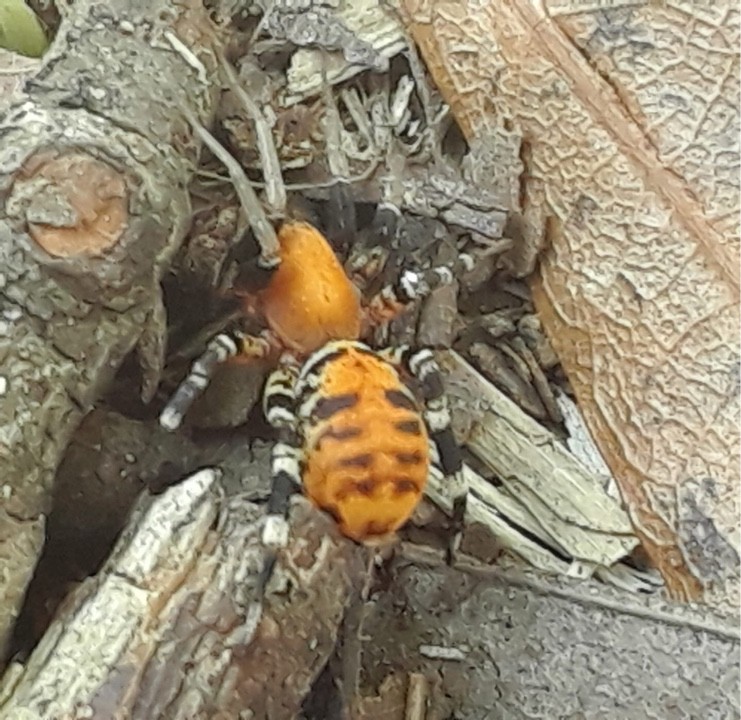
[258, 221, 362, 354]
[297, 342, 430, 543]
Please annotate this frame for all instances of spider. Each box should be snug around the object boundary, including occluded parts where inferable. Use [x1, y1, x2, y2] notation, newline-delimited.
[160, 211, 471, 552]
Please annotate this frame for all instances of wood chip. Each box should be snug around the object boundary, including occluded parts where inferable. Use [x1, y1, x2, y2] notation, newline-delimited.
[426, 350, 639, 576]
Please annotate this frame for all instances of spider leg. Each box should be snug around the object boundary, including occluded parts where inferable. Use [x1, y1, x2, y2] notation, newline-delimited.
[371, 202, 402, 240]
[321, 72, 356, 256]
[379, 345, 466, 505]
[159, 331, 273, 431]
[389, 346, 468, 563]
[364, 252, 475, 328]
[261, 364, 303, 549]
[323, 181, 356, 259]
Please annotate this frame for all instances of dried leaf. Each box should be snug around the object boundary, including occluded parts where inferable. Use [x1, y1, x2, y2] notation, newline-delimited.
[402, 0, 740, 605]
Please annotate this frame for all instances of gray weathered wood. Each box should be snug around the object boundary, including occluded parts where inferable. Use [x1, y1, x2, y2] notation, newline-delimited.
[428, 350, 650, 586]
[0, 466, 365, 718]
[0, 0, 224, 660]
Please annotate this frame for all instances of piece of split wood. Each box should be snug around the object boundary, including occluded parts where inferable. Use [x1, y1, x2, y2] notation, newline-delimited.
[284, 0, 406, 103]
[427, 350, 640, 582]
[0, 468, 365, 718]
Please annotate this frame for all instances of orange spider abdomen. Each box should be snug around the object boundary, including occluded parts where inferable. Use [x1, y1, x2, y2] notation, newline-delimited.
[301, 347, 430, 543]
[259, 222, 361, 354]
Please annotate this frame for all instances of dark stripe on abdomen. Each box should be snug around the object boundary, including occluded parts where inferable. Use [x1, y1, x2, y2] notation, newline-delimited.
[395, 451, 423, 465]
[334, 478, 377, 502]
[313, 393, 359, 420]
[395, 419, 423, 435]
[384, 389, 418, 412]
[338, 453, 373, 468]
[316, 426, 363, 447]
[394, 478, 419, 494]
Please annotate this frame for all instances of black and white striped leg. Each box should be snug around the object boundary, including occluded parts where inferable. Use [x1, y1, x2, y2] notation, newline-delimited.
[159, 333, 239, 431]
[406, 348, 462, 478]
[380, 345, 466, 516]
[404, 348, 468, 564]
[160, 331, 273, 432]
[395, 255, 474, 304]
[262, 365, 303, 549]
[370, 201, 402, 246]
[366, 252, 476, 324]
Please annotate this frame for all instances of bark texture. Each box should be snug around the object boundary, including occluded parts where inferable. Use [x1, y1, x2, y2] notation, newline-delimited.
[402, 0, 740, 606]
[0, 0, 223, 659]
[0, 462, 365, 718]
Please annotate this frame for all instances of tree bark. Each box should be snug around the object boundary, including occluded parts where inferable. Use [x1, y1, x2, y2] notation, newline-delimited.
[0, 463, 365, 718]
[0, 0, 224, 659]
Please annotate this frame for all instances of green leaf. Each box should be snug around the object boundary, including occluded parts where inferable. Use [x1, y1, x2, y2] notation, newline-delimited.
[0, 0, 49, 58]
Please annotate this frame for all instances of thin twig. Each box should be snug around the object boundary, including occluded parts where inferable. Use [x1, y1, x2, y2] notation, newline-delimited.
[196, 159, 381, 191]
[180, 104, 280, 268]
[321, 58, 351, 180]
[219, 58, 287, 213]
[404, 673, 429, 720]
